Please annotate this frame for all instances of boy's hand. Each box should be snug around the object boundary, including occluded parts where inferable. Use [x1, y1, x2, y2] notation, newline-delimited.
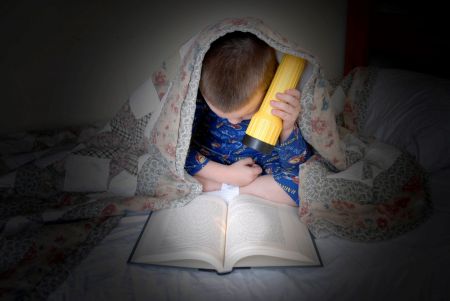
[270, 88, 301, 142]
[225, 158, 262, 186]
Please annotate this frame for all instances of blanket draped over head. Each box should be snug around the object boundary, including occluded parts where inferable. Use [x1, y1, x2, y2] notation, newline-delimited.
[0, 17, 430, 299]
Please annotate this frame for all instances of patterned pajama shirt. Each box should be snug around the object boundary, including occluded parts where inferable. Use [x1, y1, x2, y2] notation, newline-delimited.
[184, 97, 313, 205]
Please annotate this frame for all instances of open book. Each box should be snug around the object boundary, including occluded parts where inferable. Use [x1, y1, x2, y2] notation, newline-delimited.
[128, 193, 321, 274]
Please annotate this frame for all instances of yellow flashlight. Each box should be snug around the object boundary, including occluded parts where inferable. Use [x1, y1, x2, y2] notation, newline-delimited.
[243, 54, 306, 154]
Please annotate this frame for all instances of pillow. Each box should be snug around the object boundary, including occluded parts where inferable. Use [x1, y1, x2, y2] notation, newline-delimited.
[362, 69, 450, 172]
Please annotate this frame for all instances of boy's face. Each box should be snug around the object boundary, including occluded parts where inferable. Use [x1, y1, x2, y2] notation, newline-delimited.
[204, 87, 265, 124]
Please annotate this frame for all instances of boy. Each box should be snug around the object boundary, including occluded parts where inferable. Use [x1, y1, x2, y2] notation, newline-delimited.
[185, 31, 312, 206]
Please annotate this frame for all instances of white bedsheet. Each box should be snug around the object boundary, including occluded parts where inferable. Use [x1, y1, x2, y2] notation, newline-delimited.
[48, 170, 450, 301]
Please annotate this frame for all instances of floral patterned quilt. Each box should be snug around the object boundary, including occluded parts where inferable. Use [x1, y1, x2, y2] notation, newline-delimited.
[297, 67, 431, 240]
[0, 18, 431, 299]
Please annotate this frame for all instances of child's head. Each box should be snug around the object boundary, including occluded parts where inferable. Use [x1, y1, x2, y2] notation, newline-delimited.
[200, 31, 277, 124]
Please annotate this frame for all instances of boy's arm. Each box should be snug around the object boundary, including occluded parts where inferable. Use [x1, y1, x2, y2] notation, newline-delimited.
[193, 174, 222, 192]
[185, 145, 262, 189]
[274, 125, 312, 170]
[194, 157, 262, 187]
[184, 148, 210, 176]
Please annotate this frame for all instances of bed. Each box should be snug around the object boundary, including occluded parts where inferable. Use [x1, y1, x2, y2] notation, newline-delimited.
[49, 72, 450, 299]
[2, 2, 450, 300]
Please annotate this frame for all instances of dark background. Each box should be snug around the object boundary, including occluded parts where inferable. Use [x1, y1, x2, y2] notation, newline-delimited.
[0, 0, 347, 134]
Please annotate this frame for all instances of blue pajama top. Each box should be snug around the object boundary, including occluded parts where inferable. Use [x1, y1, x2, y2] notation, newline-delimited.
[184, 97, 313, 205]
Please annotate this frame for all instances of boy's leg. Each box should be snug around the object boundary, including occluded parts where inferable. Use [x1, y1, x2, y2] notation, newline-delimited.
[240, 175, 296, 206]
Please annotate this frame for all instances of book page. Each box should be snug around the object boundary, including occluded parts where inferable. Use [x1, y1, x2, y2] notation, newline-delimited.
[130, 194, 228, 271]
[224, 194, 319, 270]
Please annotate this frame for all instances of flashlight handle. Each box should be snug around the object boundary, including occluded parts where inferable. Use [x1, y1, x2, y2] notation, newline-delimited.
[245, 54, 305, 146]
